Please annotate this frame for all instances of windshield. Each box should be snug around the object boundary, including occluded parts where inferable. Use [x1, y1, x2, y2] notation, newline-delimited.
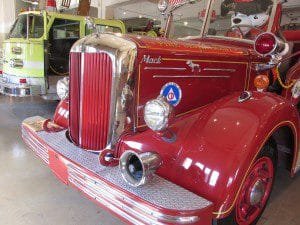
[169, 0, 274, 40]
[9, 14, 44, 39]
[85, 24, 123, 35]
[95, 25, 122, 33]
[169, 0, 208, 39]
[208, 0, 273, 39]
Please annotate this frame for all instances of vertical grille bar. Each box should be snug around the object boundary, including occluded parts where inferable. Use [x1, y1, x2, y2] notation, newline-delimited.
[69, 52, 113, 151]
[69, 53, 81, 145]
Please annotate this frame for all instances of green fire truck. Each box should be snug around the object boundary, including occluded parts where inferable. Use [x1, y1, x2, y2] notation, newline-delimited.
[0, 11, 125, 99]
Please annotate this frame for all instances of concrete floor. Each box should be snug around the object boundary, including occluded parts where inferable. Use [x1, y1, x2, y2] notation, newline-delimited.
[0, 95, 299, 225]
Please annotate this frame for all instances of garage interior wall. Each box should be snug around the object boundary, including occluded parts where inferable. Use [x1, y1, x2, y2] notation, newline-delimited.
[0, 0, 16, 44]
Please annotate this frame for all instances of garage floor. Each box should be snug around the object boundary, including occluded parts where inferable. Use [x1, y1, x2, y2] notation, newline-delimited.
[0, 95, 299, 225]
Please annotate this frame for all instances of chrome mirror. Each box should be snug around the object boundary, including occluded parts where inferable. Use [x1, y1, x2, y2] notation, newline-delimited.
[85, 17, 96, 33]
[158, 0, 169, 14]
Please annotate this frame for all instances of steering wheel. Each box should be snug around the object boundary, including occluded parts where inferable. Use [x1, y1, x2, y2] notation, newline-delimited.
[231, 24, 265, 39]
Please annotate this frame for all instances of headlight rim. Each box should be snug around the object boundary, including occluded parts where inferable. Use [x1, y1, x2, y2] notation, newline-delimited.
[119, 150, 161, 187]
[56, 77, 69, 100]
[143, 96, 174, 132]
[120, 150, 147, 187]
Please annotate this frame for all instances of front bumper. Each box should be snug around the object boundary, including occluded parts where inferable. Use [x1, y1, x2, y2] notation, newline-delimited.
[0, 74, 42, 96]
[21, 116, 214, 225]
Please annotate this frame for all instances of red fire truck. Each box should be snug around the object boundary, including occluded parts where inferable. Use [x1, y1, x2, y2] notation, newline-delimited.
[22, 0, 300, 224]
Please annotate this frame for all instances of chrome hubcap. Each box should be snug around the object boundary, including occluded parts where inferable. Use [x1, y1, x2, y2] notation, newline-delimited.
[249, 180, 265, 206]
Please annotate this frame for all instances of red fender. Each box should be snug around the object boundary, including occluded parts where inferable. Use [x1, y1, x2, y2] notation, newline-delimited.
[53, 99, 69, 128]
[119, 92, 299, 219]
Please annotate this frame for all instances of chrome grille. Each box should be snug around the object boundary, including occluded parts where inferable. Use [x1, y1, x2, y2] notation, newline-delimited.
[69, 52, 113, 150]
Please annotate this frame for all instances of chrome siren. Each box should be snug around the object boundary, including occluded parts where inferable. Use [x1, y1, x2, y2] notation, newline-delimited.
[120, 150, 161, 187]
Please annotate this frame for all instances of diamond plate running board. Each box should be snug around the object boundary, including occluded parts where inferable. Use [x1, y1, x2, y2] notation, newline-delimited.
[22, 116, 214, 225]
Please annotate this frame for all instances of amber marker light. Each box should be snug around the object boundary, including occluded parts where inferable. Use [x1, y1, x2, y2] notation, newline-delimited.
[254, 75, 270, 91]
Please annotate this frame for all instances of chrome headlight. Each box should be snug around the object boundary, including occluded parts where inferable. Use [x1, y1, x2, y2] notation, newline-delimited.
[144, 96, 173, 132]
[56, 77, 69, 100]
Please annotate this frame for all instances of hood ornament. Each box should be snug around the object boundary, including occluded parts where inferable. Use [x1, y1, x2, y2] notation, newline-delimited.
[187, 60, 200, 72]
[85, 17, 97, 34]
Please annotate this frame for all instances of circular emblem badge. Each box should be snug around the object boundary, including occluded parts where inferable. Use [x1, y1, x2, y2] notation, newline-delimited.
[160, 82, 182, 106]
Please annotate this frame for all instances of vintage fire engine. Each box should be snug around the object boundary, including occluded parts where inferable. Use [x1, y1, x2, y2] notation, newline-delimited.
[22, 0, 300, 224]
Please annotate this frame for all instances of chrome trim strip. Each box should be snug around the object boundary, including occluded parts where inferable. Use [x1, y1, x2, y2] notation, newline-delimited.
[153, 75, 230, 78]
[22, 128, 49, 164]
[205, 35, 254, 44]
[108, 54, 117, 149]
[67, 163, 200, 224]
[144, 67, 187, 71]
[203, 68, 236, 73]
[79, 53, 85, 146]
[181, 35, 254, 45]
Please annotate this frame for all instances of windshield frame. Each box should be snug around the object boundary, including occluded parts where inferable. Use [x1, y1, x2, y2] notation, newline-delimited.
[164, 0, 278, 42]
[8, 12, 46, 40]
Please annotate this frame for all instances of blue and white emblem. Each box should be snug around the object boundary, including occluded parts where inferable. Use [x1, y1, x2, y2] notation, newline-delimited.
[160, 82, 182, 106]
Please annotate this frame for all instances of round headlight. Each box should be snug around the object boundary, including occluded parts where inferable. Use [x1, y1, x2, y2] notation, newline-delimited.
[158, 0, 168, 13]
[56, 77, 69, 100]
[144, 96, 173, 132]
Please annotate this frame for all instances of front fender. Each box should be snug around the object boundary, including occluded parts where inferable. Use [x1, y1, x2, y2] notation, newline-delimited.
[120, 92, 299, 219]
[53, 99, 69, 128]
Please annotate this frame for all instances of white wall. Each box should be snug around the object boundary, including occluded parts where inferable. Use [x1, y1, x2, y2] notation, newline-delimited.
[114, 0, 161, 20]
[99, 0, 131, 18]
[0, 0, 16, 40]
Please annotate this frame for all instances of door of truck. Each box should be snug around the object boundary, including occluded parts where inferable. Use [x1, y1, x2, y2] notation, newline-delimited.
[43, 13, 82, 99]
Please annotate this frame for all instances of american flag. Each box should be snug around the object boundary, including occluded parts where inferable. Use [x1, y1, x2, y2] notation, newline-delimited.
[169, 0, 183, 5]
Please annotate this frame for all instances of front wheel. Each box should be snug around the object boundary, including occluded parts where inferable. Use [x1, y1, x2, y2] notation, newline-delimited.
[217, 143, 277, 225]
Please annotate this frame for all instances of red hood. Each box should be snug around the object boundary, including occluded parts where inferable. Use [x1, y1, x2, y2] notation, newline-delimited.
[125, 35, 250, 58]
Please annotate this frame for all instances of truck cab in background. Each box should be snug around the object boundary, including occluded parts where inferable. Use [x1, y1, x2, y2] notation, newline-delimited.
[0, 11, 125, 99]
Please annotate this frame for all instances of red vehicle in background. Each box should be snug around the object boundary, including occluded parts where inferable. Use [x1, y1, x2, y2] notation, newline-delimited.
[22, 0, 300, 224]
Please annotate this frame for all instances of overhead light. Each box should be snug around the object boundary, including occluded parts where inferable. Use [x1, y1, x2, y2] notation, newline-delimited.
[184, 21, 188, 26]
[22, 0, 38, 5]
[123, 11, 126, 15]
[139, 15, 142, 18]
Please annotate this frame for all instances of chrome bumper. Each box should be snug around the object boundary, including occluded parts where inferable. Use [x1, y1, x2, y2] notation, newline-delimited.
[0, 75, 42, 97]
[22, 116, 214, 225]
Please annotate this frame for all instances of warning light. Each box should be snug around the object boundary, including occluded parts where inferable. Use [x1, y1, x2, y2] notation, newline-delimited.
[254, 75, 269, 91]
